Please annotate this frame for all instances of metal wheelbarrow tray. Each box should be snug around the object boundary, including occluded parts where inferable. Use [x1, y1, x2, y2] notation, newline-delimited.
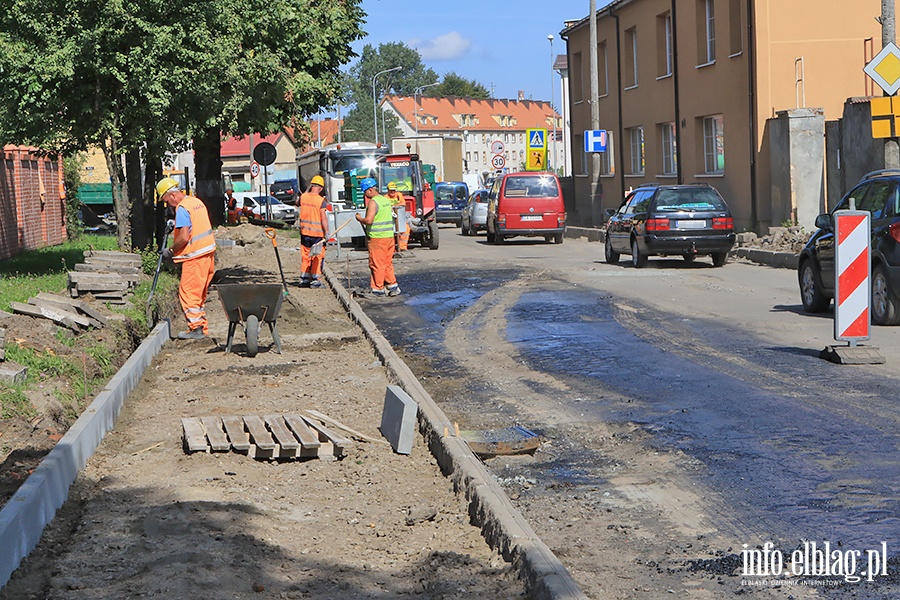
[216, 283, 284, 357]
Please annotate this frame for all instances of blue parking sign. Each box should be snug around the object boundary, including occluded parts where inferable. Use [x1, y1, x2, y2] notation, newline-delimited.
[584, 130, 607, 153]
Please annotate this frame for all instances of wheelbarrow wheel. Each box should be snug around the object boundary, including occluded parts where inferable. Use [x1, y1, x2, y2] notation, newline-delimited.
[245, 315, 259, 357]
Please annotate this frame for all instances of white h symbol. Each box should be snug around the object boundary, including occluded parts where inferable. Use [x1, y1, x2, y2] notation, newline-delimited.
[584, 130, 607, 152]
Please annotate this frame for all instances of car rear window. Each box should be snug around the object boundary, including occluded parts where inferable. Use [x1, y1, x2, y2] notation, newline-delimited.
[654, 188, 727, 212]
[503, 176, 559, 198]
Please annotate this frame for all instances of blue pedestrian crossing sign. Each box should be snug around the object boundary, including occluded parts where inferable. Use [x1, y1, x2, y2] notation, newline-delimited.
[584, 130, 607, 153]
[527, 128, 546, 149]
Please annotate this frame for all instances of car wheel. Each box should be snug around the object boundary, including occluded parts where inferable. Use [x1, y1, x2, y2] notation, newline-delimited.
[683, 254, 696, 262]
[461, 219, 470, 236]
[799, 260, 831, 313]
[495, 233, 505, 245]
[711, 252, 728, 267]
[486, 227, 495, 243]
[605, 237, 620, 264]
[554, 233, 563, 244]
[631, 237, 648, 268]
[425, 220, 440, 249]
[872, 264, 900, 325]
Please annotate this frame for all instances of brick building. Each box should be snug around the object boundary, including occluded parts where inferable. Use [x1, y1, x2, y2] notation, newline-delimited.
[0, 146, 67, 261]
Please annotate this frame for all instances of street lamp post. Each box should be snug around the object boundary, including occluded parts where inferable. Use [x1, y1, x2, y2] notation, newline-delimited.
[414, 82, 440, 137]
[548, 34, 556, 173]
[373, 66, 402, 145]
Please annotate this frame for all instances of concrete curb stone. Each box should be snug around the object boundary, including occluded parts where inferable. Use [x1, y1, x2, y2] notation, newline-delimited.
[323, 264, 588, 600]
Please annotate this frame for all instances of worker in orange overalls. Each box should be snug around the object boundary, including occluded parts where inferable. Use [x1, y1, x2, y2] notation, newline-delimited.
[157, 177, 216, 339]
[385, 181, 410, 251]
[356, 177, 400, 297]
[225, 188, 239, 225]
[298, 175, 329, 288]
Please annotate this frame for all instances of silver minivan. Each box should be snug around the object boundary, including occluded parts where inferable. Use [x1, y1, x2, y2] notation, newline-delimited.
[461, 189, 489, 236]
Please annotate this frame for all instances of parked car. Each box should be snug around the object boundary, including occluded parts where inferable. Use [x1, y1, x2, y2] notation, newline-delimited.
[434, 182, 469, 226]
[604, 183, 734, 268]
[485, 172, 565, 244]
[270, 179, 300, 206]
[798, 169, 900, 324]
[238, 194, 298, 224]
[461, 189, 489, 236]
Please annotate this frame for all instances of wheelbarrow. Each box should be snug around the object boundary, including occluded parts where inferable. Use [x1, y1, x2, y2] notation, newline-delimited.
[216, 283, 284, 357]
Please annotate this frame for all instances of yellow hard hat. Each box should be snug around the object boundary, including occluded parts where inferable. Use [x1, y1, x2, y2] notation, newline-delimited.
[155, 177, 179, 199]
[311, 175, 325, 187]
[387, 181, 397, 190]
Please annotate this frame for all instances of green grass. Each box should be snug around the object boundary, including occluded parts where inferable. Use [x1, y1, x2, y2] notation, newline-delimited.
[0, 235, 119, 312]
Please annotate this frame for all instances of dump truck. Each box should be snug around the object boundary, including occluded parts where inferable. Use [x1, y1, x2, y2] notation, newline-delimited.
[391, 136, 463, 183]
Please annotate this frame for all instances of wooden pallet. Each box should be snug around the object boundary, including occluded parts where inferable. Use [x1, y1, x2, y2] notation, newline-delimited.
[181, 413, 353, 461]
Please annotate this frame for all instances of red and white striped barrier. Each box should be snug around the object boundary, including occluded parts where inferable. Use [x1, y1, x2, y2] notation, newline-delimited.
[834, 210, 871, 342]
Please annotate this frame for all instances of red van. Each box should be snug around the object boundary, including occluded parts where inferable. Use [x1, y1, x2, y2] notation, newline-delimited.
[486, 172, 566, 244]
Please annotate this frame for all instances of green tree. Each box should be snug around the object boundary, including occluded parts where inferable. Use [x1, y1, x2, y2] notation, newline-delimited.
[432, 72, 490, 99]
[342, 43, 438, 143]
[0, 0, 363, 249]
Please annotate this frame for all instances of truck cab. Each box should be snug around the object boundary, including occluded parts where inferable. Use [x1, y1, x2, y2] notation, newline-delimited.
[377, 153, 439, 249]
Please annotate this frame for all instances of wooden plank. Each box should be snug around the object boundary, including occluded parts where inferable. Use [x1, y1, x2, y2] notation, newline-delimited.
[264, 415, 300, 452]
[31, 294, 103, 327]
[200, 416, 231, 452]
[221, 416, 251, 451]
[242, 415, 276, 450]
[304, 409, 388, 445]
[302, 415, 353, 457]
[36, 293, 108, 326]
[283, 414, 321, 455]
[181, 418, 209, 453]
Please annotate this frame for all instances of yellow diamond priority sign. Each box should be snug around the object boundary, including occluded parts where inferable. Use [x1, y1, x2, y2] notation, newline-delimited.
[865, 42, 900, 96]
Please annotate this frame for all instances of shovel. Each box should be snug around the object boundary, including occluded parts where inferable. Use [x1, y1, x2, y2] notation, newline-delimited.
[310, 218, 354, 257]
[145, 219, 175, 326]
[264, 228, 289, 297]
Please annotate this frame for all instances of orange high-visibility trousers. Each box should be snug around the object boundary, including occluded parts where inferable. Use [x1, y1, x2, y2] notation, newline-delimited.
[179, 253, 215, 334]
[367, 237, 397, 290]
[300, 242, 325, 280]
[399, 222, 410, 251]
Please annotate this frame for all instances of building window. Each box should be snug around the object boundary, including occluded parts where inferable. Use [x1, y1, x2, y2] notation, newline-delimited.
[660, 122, 677, 175]
[598, 41, 609, 96]
[628, 127, 644, 174]
[657, 13, 673, 77]
[482, 153, 487, 165]
[572, 51, 584, 102]
[625, 27, 638, 88]
[703, 115, 724, 173]
[600, 131, 614, 176]
[504, 133, 509, 143]
[698, 0, 716, 64]
[729, 0, 742, 55]
[466, 152, 471, 163]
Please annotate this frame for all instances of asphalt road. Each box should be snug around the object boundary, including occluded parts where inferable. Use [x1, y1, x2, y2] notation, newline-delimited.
[332, 226, 900, 598]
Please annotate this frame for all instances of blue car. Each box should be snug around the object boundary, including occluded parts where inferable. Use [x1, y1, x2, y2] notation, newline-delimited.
[434, 181, 469, 226]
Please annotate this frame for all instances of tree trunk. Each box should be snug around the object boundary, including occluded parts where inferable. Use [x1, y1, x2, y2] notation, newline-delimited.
[126, 148, 151, 249]
[101, 138, 131, 251]
[193, 127, 224, 227]
[145, 154, 165, 252]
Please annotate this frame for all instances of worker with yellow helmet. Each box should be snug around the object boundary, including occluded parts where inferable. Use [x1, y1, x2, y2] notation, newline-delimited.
[297, 175, 329, 287]
[385, 181, 410, 251]
[155, 177, 217, 339]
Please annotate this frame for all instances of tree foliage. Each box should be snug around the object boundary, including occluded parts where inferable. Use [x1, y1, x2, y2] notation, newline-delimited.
[431, 72, 490, 99]
[0, 0, 364, 248]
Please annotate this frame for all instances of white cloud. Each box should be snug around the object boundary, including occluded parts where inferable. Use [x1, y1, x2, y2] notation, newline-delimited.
[410, 32, 472, 61]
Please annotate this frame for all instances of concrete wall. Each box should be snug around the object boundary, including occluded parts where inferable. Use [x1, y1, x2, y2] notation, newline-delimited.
[0, 146, 68, 261]
[767, 108, 825, 229]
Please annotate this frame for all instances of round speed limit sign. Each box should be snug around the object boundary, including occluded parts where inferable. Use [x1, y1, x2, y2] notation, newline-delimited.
[250, 162, 260, 178]
[491, 154, 506, 169]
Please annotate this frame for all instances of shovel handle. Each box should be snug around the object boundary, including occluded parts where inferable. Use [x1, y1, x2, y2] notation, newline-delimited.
[264, 227, 277, 247]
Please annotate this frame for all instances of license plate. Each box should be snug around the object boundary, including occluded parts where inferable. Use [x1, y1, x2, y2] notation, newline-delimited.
[438, 204, 452, 210]
[676, 220, 706, 229]
[521, 215, 542, 222]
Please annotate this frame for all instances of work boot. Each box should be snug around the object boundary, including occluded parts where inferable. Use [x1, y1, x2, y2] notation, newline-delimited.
[387, 283, 401, 297]
[299, 278, 311, 288]
[178, 328, 206, 340]
[370, 288, 387, 297]
[310, 279, 323, 288]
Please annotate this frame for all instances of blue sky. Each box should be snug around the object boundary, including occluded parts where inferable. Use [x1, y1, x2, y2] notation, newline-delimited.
[351, 0, 615, 104]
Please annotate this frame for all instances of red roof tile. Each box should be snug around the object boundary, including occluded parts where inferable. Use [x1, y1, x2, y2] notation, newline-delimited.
[384, 96, 559, 133]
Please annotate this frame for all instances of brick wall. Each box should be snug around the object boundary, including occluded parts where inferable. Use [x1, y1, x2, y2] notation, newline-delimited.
[0, 145, 68, 261]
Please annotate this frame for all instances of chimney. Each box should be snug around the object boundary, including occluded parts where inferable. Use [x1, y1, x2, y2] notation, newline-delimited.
[517, 90, 525, 101]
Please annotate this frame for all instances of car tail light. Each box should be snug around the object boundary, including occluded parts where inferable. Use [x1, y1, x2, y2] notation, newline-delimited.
[713, 217, 734, 230]
[558, 212, 566, 227]
[890, 222, 900, 244]
[498, 213, 506, 226]
[646, 218, 670, 231]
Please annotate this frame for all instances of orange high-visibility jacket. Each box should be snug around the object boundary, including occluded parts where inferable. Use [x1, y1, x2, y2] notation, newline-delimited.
[299, 192, 326, 237]
[174, 196, 216, 262]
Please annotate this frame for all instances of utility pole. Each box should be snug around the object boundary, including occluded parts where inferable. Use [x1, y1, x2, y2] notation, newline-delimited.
[883, 0, 899, 168]
[589, 0, 603, 226]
